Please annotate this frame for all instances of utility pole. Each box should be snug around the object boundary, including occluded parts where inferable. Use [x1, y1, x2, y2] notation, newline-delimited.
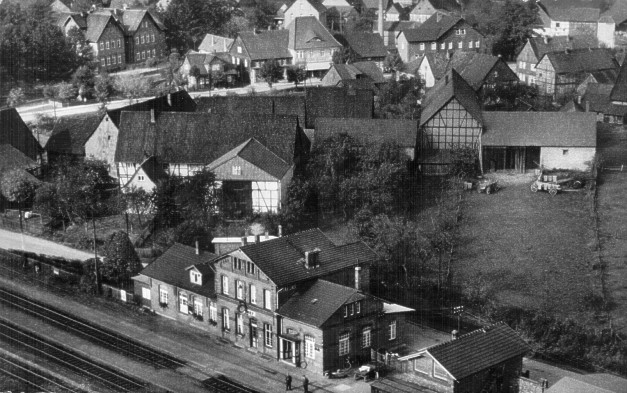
[92, 217, 99, 294]
[453, 305, 464, 333]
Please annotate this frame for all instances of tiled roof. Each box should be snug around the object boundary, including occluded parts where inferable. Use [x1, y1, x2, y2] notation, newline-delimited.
[198, 34, 234, 53]
[85, 12, 117, 42]
[315, 118, 417, 148]
[610, 55, 627, 102]
[238, 228, 378, 287]
[602, 0, 627, 25]
[404, 53, 448, 78]
[114, 112, 302, 165]
[45, 113, 103, 155]
[402, 12, 463, 42]
[541, 2, 600, 22]
[481, 112, 597, 147]
[209, 138, 292, 179]
[305, 87, 374, 128]
[545, 377, 615, 393]
[125, 155, 167, 187]
[277, 280, 365, 327]
[559, 99, 584, 112]
[424, 323, 530, 380]
[545, 48, 618, 75]
[352, 61, 386, 82]
[420, 69, 481, 127]
[342, 32, 388, 58]
[361, 0, 391, 9]
[584, 83, 627, 116]
[0, 108, 41, 161]
[117, 9, 165, 32]
[238, 30, 291, 60]
[138, 243, 218, 298]
[195, 95, 307, 126]
[381, 20, 421, 32]
[0, 145, 38, 173]
[287, 0, 328, 14]
[447, 52, 517, 92]
[410, 0, 460, 14]
[185, 52, 226, 76]
[527, 36, 599, 60]
[106, 90, 197, 127]
[286, 16, 341, 50]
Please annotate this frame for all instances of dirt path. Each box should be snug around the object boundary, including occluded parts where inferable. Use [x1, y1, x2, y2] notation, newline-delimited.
[596, 172, 627, 330]
[0, 228, 93, 261]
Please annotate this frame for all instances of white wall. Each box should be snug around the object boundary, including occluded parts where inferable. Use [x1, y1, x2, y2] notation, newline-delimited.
[540, 147, 596, 171]
[598, 21, 615, 48]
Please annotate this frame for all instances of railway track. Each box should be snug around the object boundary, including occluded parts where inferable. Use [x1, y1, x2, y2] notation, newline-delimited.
[0, 286, 185, 369]
[0, 355, 85, 393]
[0, 319, 146, 392]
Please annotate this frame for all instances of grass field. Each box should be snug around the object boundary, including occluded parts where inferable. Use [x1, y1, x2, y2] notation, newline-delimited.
[453, 172, 600, 321]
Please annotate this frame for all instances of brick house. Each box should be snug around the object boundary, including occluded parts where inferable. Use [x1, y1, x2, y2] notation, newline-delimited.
[115, 9, 166, 65]
[371, 323, 530, 393]
[535, 48, 618, 99]
[397, 13, 484, 63]
[515, 35, 599, 87]
[76, 11, 128, 71]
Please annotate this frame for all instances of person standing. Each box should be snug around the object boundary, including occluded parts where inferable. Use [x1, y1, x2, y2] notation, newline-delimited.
[302, 375, 309, 393]
[285, 374, 292, 391]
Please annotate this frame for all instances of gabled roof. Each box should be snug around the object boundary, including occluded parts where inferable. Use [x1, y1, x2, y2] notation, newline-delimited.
[198, 34, 234, 53]
[447, 52, 518, 91]
[138, 243, 217, 298]
[602, 0, 627, 25]
[0, 145, 39, 173]
[420, 69, 482, 127]
[559, 99, 584, 112]
[277, 280, 366, 327]
[106, 90, 197, 127]
[402, 12, 465, 42]
[327, 61, 386, 83]
[540, 2, 600, 22]
[481, 112, 597, 147]
[387, 2, 404, 14]
[404, 52, 448, 79]
[360, 0, 391, 9]
[45, 113, 103, 155]
[419, 323, 530, 381]
[305, 87, 374, 128]
[544, 48, 618, 74]
[236, 228, 378, 287]
[286, 0, 328, 14]
[125, 155, 167, 187]
[286, 16, 341, 50]
[238, 30, 291, 60]
[342, 32, 388, 59]
[209, 138, 292, 179]
[315, 118, 418, 148]
[381, 20, 421, 32]
[410, 0, 460, 15]
[57, 12, 88, 29]
[0, 108, 41, 161]
[195, 95, 307, 126]
[116, 9, 165, 32]
[526, 36, 599, 60]
[585, 83, 627, 116]
[114, 112, 302, 165]
[85, 12, 118, 42]
[185, 52, 226, 76]
[610, 55, 627, 102]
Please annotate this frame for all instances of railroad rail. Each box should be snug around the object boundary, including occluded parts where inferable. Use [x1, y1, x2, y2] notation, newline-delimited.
[0, 319, 146, 392]
[0, 355, 84, 393]
[0, 286, 185, 369]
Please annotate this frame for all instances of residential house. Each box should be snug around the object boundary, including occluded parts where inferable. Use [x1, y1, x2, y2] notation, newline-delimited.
[212, 234, 278, 255]
[417, 70, 483, 175]
[314, 118, 418, 159]
[536, 1, 614, 48]
[397, 13, 484, 63]
[121, 155, 167, 192]
[609, 54, 627, 106]
[213, 228, 393, 370]
[284, 0, 328, 27]
[51, 0, 73, 14]
[545, 375, 627, 393]
[409, 0, 460, 23]
[132, 243, 218, 326]
[229, 30, 292, 83]
[535, 48, 619, 99]
[372, 323, 530, 393]
[83, 90, 197, 177]
[359, 0, 392, 14]
[378, 21, 420, 48]
[400, 52, 448, 87]
[287, 16, 342, 78]
[114, 112, 309, 216]
[582, 83, 627, 124]
[516, 35, 599, 86]
[603, 0, 627, 32]
[321, 61, 386, 90]
[559, 99, 585, 113]
[481, 112, 597, 172]
[180, 51, 233, 88]
[340, 32, 388, 68]
[114, 8, 166, 65]
[385, 3, 405, 22]
[198, 34, 234, 54]
[45, 113, 103, 164]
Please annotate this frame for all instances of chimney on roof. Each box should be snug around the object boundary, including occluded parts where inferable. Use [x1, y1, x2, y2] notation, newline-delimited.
[451, 330, 459, 340]
[278, 225, 283, 238]
[167, 93, 172, 106]
[255, 234, 260, 244]
[585, 100, 590, 112]
[195, 239, 199, 255]
[543, 35, 549, 44]
[354, 265, 361, 290]
[378, 0, 384, 39]
[265, 231, 269, 240]
[241, 236, 248, 246]
[304, 249, 319, 269]
[150, 108, 155, 124]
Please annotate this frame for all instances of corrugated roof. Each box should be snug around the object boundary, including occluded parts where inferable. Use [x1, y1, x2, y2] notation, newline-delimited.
[277, 280, 365, 327]
[286, 16, 341, 50]
[342, 32, 388, 58]
[114, 112, 302, 166]
[610, 54, 627, 102]
[45, 113, 103, 155]
[402, 12, 463, 42]
[315, 118, 417, 148]
[238, 30, 291, 60]
[420, 69, 482, 127]
[545, 48, 618, 74]
[106, 90, 197, 127]
[481, 111, 597, 147]
[139, 243, 217, 298]
[528, 36, 599, 60]
[238, 228, 378, 287]
[425, 323, 530, 380]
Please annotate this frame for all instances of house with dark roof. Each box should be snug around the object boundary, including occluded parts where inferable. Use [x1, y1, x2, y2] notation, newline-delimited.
[582, 83, 627, 124]
[399, 52, 448, 87]
[603, 0, 627, 32]
[284, 0, 328, 27]
[122, 155, 167, 192]
[481, 112, 597, 172]
[384, 2, 406, 22]
[113, 8, 166, 65]
[51, 0, 73, 14]
[114, 112, 309, 216]
[372, 323, 530, 393]
[409, 0, 460, 23]
[287, 16, 342, 77]
[396, 12, 484, 63]
[132, 242, 219, 325]
[180, 51, 233, 88]
[198, 33, 234, 54]
[535, 47, 619, 99]
[323, 0, 355, 31]
[213, 228, 396, 370]
[229, 30, 292, 83]
[84, 90, 197, 177]
[45, 113, 103, 164]
[516, 35, 599, 87]
[314, 118, 418, 159]
[610, 54, 627, 104]
[321, 61, 386, 90]
[376, 21, 420, 48]
[339, 32, 388, 68]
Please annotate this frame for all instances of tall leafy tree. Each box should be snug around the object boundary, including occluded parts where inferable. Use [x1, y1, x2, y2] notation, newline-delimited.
[258, 58, 283, 87]
[102, 230, 141, 285]
[94, 71, 115, 106]
[286, 65, 306, 87]
[72, 65, 97, 100]
[67, 26, 95, 66]
[6, 87, 25, 108]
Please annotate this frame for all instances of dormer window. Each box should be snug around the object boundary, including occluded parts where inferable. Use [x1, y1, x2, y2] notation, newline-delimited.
[191, 270, 201, 285]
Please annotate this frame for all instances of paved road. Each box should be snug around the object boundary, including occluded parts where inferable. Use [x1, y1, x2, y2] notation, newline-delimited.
[0, 228, 93, 261]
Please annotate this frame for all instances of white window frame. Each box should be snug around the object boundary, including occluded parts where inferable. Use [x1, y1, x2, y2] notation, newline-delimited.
[99, 42, 104, 50]
[250, 284, 257, 304]
[458, 41, 463, 49]
[431, 42, 436, 50]
[159, 287, 168, 304]
[236, 313, 244, 335]
[101, 58, 106, 67]
[419, 43, 425, 50]
[118, 54, 122, 64]
[356, 301, 361, 314]
[222, 275, 229, 295]
[136, 52, 141, 61]
[362, 327, 371, 348]
[237, 46, 242, 53]
[263, 289, 272, 310]
[191, 270, 201, 284]
[142, 287, 151, 300]
[210, 303, 217, 322]
[106, 41, 110, 49]
[440, 42, 445, 50]
[232, 165, 241, 175]
[339, 332, 350, 356]
[179, 293, 188, 313]
[388, 320, 397, 340]
[152, 49, 156, 57]
[223, 308, 230, 330]
[247, 261, 255, 275]
[236, 280, 244, 300]
[111, 55, 116, 65]
[264, 323, 273, 347]
[117, 39, 121, 48]
[141, 35, 145, 44]
[476, 40, 480, 48]
[194, 298, 203, 316]
[136, 36, 140, 45]
[468, 41, 473, 49]
[152, 33, 155, 42]
[305, 335, 315, 359]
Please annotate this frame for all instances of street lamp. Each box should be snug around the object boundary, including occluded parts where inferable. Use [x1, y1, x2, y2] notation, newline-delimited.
[453, 305, 464, 333]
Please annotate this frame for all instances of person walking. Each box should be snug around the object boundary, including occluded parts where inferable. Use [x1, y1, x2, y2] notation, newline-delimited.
[302, 375, 309, 393]
[285, 374, 292, 391]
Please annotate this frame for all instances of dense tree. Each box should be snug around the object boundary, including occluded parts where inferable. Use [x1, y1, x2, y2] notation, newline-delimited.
[56, 82, 77, 103]
[189, 64, 201, 88]
[286, 65, 306, 87]
[43, 84, 59, 118]
[6, 87, 25, 108]
[122, 186, 152, 227]
[72, 65, 97, 100]
[345, 9, 374, 32]
[375, 76, 423, 119]
[114, 74, 151, 103]
[159, 51, 184, 93]
[176, 168, 219, 226]
[332, 46, 355, 65]
[258, 58, 283, 87]
[94, 71, 115, 106]
[1, 169, 39, 241]
[102, 231, 141, 285]
[66, 26, 94, 66]
[244, 0, 275, 31]
[383, 51, 403, 73]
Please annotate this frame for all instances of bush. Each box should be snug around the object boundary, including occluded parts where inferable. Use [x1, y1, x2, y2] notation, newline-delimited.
[145, 57, 158, 67]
